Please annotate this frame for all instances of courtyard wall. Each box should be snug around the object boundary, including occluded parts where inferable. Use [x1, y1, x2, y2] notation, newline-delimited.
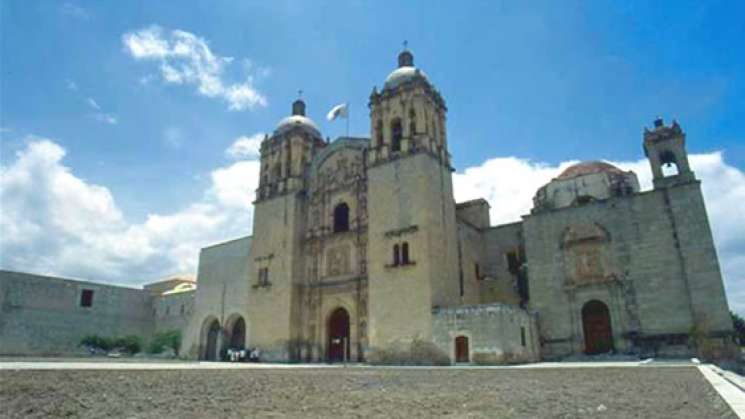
[0, 270, 153, 355]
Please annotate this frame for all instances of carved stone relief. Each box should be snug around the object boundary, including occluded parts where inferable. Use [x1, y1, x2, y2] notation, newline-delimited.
[327, 245, 351, 277]
[562, 224, 613, 286]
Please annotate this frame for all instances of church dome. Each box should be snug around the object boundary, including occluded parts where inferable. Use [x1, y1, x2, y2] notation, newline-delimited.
[274, 98, 321, 138]
[275, 115, 321, 137]
[532, 160, 640, 212]
[382, 49, 431, 91]
[557, 161, 626, 180]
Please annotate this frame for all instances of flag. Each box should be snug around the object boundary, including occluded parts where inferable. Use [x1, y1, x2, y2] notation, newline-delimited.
[326, 103, 349, 121]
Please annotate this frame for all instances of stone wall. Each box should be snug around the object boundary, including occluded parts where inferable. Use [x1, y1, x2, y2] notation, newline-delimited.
[524, 180, 733, 359]
[432, 303, 539, 364]
[366, 152, 460, 356]
[153, 290, 195, 335]
[182, 236, 252, 360]
[480, 222, 523, 305]
[0, 270, 153, 355]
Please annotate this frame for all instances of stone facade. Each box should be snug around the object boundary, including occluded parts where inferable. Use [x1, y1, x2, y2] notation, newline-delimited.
[183, 50, 733, 364]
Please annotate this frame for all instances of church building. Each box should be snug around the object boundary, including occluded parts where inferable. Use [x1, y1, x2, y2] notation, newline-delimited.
[181, 48, 734, 364]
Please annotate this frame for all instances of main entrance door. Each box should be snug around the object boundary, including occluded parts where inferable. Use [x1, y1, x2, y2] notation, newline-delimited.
[582, 300, 613, 354]
[455, 336, 469, 363]
[327, 308, 350, 362]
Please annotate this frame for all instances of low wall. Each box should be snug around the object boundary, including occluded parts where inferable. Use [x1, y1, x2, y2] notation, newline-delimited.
[0, 270, 154, 355]
[432, 303, 540, 364]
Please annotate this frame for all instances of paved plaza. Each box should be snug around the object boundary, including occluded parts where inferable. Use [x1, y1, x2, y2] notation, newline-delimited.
[1, 359, 743, 418]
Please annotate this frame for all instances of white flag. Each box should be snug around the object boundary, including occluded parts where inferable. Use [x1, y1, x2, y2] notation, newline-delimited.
[326, 103, 348, 121]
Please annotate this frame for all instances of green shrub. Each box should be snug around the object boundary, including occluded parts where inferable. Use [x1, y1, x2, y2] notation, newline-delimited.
[148, 330, 182, 356]
[113, 335, 143, 354]
[80, 334, 112, 351]
[80, 334, 142, 354]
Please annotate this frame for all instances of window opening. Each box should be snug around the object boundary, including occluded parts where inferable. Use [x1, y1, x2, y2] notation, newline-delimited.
[80, 289, 94, 307]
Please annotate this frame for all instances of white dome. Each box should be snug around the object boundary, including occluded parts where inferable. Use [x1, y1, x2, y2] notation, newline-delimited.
[274, 114, 321, 137]
[383, 66, 430, 91]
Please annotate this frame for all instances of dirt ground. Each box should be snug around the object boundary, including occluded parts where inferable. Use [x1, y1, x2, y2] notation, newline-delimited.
[0, 366, 735, 418]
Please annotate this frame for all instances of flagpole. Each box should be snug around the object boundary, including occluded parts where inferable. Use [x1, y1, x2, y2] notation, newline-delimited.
[346, 102, 350, 138]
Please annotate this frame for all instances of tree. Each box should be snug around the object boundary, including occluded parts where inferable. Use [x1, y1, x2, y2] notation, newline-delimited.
[732, 311, 745, 346]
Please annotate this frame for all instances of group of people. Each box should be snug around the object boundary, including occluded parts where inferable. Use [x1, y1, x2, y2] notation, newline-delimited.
[225, 347, 261, 362]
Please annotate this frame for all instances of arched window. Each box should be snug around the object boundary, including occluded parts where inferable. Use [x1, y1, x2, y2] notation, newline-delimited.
[375, 119, 383, 147]
[393, 244, 400, 266]
[391, 119, 402, 152]
[333, 203, 350, 233]
[659, 150, 680, 177]
[401, 242, 410, 265]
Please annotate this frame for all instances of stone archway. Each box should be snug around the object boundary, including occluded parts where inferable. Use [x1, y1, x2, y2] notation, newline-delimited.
[327, 307, 350, 362]
[582, 300, 614, 354]
[455, 335, 469, 363]
[229, 317, 246, 349]
[202, 318, 221, 361]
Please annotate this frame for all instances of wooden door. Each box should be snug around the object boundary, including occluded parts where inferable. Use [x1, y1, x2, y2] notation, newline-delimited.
[582, 300, 613, 354]
[455, 336, 469, 363]
[327, 308, 350, 362]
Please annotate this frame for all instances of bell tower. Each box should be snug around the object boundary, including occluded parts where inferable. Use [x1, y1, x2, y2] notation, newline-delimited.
[249, 98, 324, 361]
[643, 117, 696, 189]
[368, 47, 450, 167]
[365, 47, 460, 358]
[256, 98, 325, 201]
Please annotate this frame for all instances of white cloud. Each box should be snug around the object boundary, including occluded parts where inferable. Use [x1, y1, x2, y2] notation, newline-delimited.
[0, 137, 259, 285]
[454, 152, 745, 316]
[91, 113, 118, 125]
[163, 126, 183, 148]
[1, 137, 742, 316]
[226, 133, 264, 160]
[86, 98, 100, 110]
[122, 25, 268, 111]
[83, 97, 117, 124]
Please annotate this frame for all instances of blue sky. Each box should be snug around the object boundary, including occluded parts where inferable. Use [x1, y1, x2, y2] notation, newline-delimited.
[1, 1, 744, 312]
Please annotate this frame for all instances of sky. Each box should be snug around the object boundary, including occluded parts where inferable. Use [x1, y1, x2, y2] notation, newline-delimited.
[1, 1, 743, 314]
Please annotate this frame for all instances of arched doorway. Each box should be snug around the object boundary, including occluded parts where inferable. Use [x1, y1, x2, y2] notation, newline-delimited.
[229, 317, 246, 349]
[582, 300, 614, 354]
[204, 319, 221, 361]
[455, 336, 469, 363]
[327, 307, 350, 362]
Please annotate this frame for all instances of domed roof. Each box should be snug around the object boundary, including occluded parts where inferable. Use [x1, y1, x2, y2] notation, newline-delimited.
[275, 114, 321, 137]
[384, 66, 430, 90]
[274, 98, 321, 138]
[557, 161, 626, 180]
[382, 48, 431, 91]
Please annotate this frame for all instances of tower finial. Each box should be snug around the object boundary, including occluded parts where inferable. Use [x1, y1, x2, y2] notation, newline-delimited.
[292, 92, 306, 116]
[398, 43, 414, 68]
